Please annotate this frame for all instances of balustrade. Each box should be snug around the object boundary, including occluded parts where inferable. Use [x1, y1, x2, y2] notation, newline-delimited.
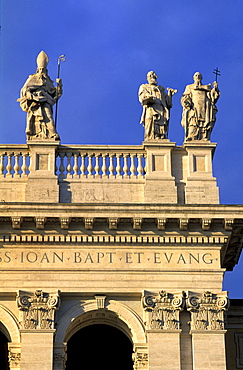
[0, 147, 31, 178]
[56, 146, 146, 179]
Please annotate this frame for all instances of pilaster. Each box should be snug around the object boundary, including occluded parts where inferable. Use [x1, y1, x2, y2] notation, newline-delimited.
[142, 290, 184, 370]
[143, 140, 177, 203]
[16, 289, 60, 370]
[187, 291, 229, 370]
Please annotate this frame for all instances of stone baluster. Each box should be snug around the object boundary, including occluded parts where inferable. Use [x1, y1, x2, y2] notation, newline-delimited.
[80, 153, 87, 178]
[6, 152, 13, 177]
[130, 154, 136, 178]
[123, 154, 129, 178]
[13, 153, 21, 178]
[102, 153, 108, 178]
[66, 152, 73, 178]
[109, 154, 115, 178]
[58, 152, 65, 179]
[87, 153, 94, 178]
[73, 153, 79, 178]
[137, 153, 144, 178]
[116, 154, 122, 178]
[94, 153, 101, 178]
[0, 153, 5, 177]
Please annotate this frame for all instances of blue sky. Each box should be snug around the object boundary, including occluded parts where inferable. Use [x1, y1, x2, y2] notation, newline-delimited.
[1, 0, 243, 297]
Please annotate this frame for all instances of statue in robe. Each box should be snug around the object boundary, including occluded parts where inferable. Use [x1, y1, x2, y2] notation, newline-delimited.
[139, 71, 177, 140]
[18, 51, 62, 140]
[181, 72, 220, 141]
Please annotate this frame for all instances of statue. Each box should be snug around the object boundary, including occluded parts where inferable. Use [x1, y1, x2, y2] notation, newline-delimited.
[181, 72, 220, 141]
[138, 71, 177, 140]
[17, 51, 63, 140]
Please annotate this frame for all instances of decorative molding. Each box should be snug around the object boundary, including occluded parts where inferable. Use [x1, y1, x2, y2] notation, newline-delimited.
[84, 218, 94, 230]
[108, 218, 119, 229]
[17, 290, 60, 330]
[94, 295, 106, 309]
[60, 217, 70, 229]
[0, 233, 227, 245]
[11, 217, 23, 229]
[133, 218, 143, 230]
[186, 291, 229, 331]
[35, 217, 46, 229]
[201, 219, 211, 230]
[157, 218, 167, 230]
[179, 218, 189, 230]
[224, 218, 234, 231]
[142, 290, 185, 330]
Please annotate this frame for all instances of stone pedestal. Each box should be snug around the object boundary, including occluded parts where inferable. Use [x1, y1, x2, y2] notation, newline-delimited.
[147, 330, 181, 370]
[20, 330, 55, 370]
[191, 331, 227, 370]
[144, 140, 177, 203]
[26, 140, 59, 203]
[183, 141, 219, 204]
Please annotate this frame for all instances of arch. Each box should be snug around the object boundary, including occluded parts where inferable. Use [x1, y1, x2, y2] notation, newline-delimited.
[55, 299, 146, 345]
[66, 324, 134, 370]
[0, 304, 20, 343]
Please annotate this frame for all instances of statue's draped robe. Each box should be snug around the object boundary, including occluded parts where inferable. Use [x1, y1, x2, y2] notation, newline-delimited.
[18, 73, 58, 138]
[139, 83, 172, 140]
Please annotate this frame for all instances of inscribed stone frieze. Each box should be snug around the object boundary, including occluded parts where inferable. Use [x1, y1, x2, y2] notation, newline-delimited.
[0, 247, 220, 269]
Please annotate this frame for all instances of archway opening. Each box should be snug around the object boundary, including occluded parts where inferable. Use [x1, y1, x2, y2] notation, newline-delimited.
[0, 330, 9, 370]
[66, 324, 133, 370]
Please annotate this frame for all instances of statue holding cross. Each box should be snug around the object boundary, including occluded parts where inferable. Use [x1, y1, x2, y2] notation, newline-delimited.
[181, 71, 220, 141]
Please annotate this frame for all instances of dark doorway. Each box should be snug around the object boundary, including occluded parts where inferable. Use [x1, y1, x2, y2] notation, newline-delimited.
[0, 331, 9, 370]
[66, 324, 133, 370]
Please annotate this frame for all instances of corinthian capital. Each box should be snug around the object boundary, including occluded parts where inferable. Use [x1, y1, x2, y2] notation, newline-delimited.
[186, 291, 229, 331]
[17, 290, 60, 329]
[142, 290, 185, 330]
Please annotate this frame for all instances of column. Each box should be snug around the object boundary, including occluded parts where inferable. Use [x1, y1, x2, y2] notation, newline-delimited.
[142, 290, 184, 370]
[143, 141, 177, 203]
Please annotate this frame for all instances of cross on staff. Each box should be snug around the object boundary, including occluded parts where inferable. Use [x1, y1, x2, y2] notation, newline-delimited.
[213, 67, 221, 82]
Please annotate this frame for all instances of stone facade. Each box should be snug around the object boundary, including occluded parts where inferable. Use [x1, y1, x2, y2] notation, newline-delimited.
[0, 138, 242, 369]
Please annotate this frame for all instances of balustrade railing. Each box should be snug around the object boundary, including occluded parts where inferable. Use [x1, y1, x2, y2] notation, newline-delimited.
[0, 145, 31, 178]
[56, 145, 146, 179]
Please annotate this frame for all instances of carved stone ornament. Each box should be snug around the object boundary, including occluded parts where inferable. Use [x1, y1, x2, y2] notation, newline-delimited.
[133, 351, 149, 370]
[17, 289, 60, 329]
[84, 218, 94, 229]
[186, 291, 229, 331]
[53, 346, 67, 370]
[142, 290, 185, 330]
[8, 351, 21, 368]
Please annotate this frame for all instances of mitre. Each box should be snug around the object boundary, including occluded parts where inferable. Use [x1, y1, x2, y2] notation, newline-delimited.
[36, 50, 49, 69]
